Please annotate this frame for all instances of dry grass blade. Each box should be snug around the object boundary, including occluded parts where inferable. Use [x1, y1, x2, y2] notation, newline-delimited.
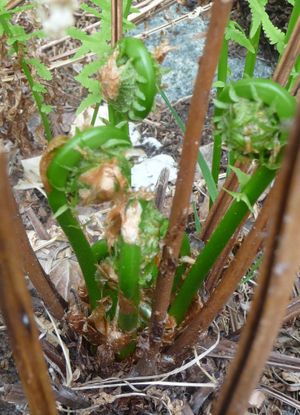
[260, 385, 300, 410]
[212, 102, 300, 415]
[282, 295, 300, 324]
[0, 151, 58, 415]
[166, 188, 274, 360]
[139, 0, 233, 372]
[206, 337, 300, 371]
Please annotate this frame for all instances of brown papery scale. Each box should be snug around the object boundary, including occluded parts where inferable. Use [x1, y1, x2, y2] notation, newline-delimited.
[99, 49, 121, 101]
[79, 159, 128, 204]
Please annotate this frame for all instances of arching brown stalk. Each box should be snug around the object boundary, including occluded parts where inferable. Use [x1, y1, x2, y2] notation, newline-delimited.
[204, 215, 247, 293]
[111, 0, 123, 46]
[273, 16, 300, 87]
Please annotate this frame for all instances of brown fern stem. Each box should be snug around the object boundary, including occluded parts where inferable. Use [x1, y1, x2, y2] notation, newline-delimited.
[0, 151, 58, 415]
[273, 16, 300, 86]
[199, 161, 248, 243]
[138, 0, 233, 373]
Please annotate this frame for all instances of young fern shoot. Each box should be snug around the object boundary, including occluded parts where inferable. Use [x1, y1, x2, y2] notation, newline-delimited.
[169, 79, 296, 324]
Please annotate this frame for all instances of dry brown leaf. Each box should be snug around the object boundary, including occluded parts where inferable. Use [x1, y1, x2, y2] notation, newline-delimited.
[49, 257, 83, 303]
[14, 156, 45, 196]
[67, 309, 104, 346]
[88, 297, 112, 336]
[92, 392, 116, 406]
[105, 197, 125, 247]
[153, 40, 177, 64]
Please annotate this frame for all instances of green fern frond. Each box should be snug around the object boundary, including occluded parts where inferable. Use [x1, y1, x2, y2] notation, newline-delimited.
[248, 0, 285, 52]
[26, 58, 52, 81]
[80, 3, 102, 18]
[68, 0, 135, 114]
[226, 21, 255, 53]
[77, 92, 102, 115]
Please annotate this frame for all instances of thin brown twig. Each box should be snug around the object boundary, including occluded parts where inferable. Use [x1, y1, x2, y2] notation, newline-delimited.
[212, 101, 300, 415]
[200, 336, 300, 371]
[204, 215, 247, 293]
[0, 151, 58, 415]
[138, 0, 233, 373]
[291, 73, 300, 98]
[5, 0, 23, 10]
[199, 161, 248, 243]
[155, 167, 170, 212]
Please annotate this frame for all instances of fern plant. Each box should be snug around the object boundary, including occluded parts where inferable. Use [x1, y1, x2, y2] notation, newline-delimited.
[2, 0, 298, 371]
[67, 0, 136, 115]
[212, 0, 297, 186]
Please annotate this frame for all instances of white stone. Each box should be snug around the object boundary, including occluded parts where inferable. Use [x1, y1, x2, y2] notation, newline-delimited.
[131, 154, 177, 189]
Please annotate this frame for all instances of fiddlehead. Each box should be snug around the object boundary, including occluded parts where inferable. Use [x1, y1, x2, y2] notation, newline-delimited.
[40, 126, 131, 308]
[99, 37, 159, 121]
[214, 78, 296, 169]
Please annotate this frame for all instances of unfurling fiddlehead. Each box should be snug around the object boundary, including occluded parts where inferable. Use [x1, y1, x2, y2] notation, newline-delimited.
[214, 78, 296, 169]
[99, 37, 159, 121]
[169, 78, 296, 323]
[40, 37, 168, 350]
[40, 126, 131, 309]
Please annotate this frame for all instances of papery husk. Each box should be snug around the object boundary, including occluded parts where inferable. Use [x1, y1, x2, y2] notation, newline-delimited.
[67, 307, 105, 346]
[79, 159, 128, 204]
[97, 259, 119, 290]
[39, 135, 69, 192]
[105, 194, 126, 247]
[99, 50, 121, 101]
